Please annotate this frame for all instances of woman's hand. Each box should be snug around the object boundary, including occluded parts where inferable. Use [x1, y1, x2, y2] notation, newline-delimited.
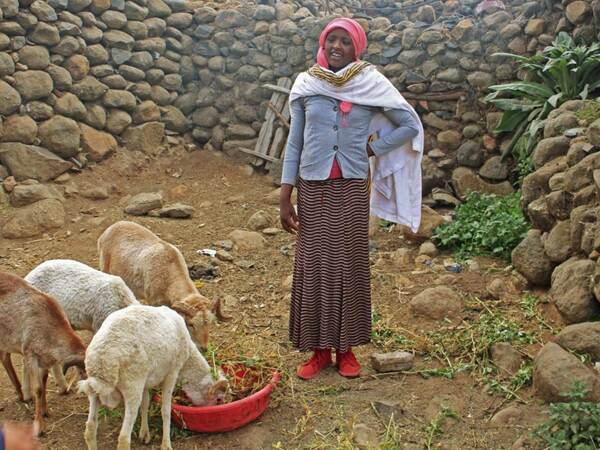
[280, 184, 299, 234]
[366, 142, 375, 157]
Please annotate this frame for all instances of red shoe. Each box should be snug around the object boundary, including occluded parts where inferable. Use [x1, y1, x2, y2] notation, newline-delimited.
[336, 348, 361, 378]
[297, 349, 332, 380]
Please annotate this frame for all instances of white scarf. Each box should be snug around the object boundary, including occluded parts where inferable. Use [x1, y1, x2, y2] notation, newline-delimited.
[289, 63, 424, 232]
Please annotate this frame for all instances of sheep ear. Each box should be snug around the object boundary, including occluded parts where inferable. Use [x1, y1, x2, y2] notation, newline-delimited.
[172, 301, 196, 321]
[211, 297, 232, 322]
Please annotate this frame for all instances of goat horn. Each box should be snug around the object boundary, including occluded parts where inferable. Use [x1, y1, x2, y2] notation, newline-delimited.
[211, 297, 232, 322]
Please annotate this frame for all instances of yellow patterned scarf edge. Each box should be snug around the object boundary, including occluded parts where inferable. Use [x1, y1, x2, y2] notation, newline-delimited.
[307, 61, 372, 87]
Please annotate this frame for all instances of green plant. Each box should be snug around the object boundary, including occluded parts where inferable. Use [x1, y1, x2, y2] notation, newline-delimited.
[535, 381, 600, 449]
[485, 32, 600, 177]
[431, 191, 530, 261]
[371, 310, 417, 349]
[419, 299, 537, 399]
[424, 406, 460, 450]
[575, 100, 600, 125]
[513, 134, 534, 186]
[486, 361, 533, 400]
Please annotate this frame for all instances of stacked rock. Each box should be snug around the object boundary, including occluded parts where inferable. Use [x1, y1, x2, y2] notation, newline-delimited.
[0, 0, 597, 200]
[0, 0, 191, 183]
[512, 100, 600, 325]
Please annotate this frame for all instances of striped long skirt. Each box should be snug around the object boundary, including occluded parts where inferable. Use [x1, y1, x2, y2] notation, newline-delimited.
[289, 177, 372, 352]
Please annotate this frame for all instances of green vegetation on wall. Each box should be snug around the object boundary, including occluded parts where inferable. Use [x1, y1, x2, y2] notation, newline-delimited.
[485, 32, 600, 182]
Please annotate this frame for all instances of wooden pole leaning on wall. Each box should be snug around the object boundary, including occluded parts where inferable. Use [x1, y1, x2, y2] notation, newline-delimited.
[246, 77, 292, 167]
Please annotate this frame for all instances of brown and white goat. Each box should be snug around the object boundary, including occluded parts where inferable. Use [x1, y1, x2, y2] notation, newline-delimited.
[97, 220, 230, 350]
[0, 272, 86, 435]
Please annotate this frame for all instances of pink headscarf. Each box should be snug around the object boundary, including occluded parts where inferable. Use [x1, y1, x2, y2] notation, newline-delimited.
[316, 18, 368, 69]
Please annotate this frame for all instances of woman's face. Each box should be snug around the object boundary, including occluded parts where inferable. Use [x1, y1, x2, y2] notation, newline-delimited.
[324, 28, 355, 70]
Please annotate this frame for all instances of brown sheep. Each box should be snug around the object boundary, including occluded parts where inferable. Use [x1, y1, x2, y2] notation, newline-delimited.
[0, 272, 86, 435]
[97, 220, 230, 350]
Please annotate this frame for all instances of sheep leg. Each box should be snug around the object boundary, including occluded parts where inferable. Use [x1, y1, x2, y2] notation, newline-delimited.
[159, 375, 177, 450]
[21, 357, 32, 402]
[117, 387, 143, 450]
[41, 368, 49, 417]
[138, 388, 151, 445]
[51, 364, 69, 395]
[98, 249, 109, 272]
[26, 355, 46, 436]
[0, 352, 24, 402]
[84, 394, 99, 450]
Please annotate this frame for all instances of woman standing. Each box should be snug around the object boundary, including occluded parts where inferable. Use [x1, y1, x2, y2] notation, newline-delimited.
[280, 18, 424, 380]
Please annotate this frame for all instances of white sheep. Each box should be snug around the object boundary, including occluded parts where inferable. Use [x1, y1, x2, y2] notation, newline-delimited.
[0, 271, 87, 435]
[24, 259, 139, 397]
[97, 220, 230, 350]
[78, 304, 227, 450]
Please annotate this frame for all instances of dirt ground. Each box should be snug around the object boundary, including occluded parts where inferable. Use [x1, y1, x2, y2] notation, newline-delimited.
[0, 145, 559, 449]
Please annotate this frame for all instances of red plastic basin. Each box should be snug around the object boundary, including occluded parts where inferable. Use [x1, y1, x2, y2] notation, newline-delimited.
[168, 365, 280, 433]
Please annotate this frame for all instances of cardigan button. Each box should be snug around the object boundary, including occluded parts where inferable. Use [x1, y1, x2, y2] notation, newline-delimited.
[333, 145, 339, 150]
[333, 106, 338, 112]
[333, 125, 338, 131]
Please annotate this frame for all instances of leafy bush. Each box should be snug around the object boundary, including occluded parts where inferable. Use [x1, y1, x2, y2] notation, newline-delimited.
[485, 32, 600, 180]
[535, 381, 600, 450]
[431, 191, 530, 260]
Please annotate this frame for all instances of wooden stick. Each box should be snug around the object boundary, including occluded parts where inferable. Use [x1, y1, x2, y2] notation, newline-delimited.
[400, 91, 466, 101]
[268, 102, 290, 129]
[262, 83, 291, 95]
[236, 146, 279, 162]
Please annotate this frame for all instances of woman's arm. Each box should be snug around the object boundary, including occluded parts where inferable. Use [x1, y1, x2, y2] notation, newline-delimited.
[280, 99, 305, 186]
[280, 99, 305, 234]
[369, 108, 420, 157]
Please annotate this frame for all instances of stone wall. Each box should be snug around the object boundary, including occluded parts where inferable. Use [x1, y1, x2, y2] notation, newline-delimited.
[0, 0, 598, 203]
[0, 0, 193, 183]
[511, 101, 600, 325]
[186, 0, 592, 204]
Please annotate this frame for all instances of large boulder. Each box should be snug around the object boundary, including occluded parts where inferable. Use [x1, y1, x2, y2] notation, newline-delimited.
[54, 93, 87, 121]
[1, 115, 38, 145]
[543, 220, 574, 263]
[511, 229, 554, 286]
[227, 229, 266, 251]
[246, 210, 273, 231]
[9, 183, 63, 207]
[124, 192, 163, 215]
[17, 46, 50, 70]
[105, 110, 132, 135]
[1, 198, 65, 239]
[0, 143, 71, 181]
[556, 322, 600, 361]
[123, 122, 164, 153]
[14, 70, 53, 102]
[102, 89, 137, 111]
[38, 116, 81, 158]
[566, 1, 591, 24]
[72, 76, 109, 101]
[452, 167, 514, 199]
[162, 106, 189, 133]
[533, 342, 600, 402]
[399, 205, 446, 240]
[551, 258, 599, 324]
[79, 123, 117, 162]
[409, 286, 463, 320]
[521, 157, 567, 208]
[532, 136, 570, 170]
